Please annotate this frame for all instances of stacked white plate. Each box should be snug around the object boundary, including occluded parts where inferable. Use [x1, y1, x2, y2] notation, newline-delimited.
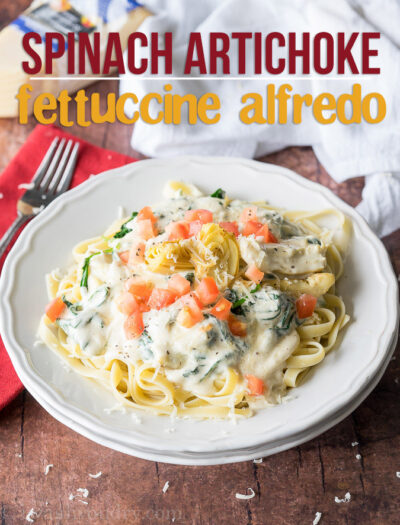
[0, 158, 398, 465]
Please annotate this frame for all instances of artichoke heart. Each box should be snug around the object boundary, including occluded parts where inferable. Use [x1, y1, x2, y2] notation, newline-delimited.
[145, 223, 239, 288]
[190, 223, 239, 288]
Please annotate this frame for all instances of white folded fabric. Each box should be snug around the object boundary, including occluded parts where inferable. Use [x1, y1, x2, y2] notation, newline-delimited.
[120, 0, 400, 238]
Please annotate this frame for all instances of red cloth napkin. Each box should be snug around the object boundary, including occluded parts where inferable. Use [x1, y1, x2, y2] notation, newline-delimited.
[0, 124, 137, 410]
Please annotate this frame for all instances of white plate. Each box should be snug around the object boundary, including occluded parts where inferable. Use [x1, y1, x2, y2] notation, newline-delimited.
[0, 157, 398, 465]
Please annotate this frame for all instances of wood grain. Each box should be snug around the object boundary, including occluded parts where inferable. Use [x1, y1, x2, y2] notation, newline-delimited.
[0, 3, 399, 525]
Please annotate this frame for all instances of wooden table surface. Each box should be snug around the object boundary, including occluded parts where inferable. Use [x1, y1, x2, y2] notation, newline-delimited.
[1, 4, 400, 525]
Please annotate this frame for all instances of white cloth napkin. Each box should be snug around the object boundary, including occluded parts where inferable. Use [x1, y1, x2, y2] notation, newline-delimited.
[120, 0, 400, 238]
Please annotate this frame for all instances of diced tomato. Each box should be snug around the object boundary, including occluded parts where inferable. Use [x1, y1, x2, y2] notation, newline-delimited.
[210, 297, 232, 321]
[295, 294, 317, 319]
[115, 291, 139, 316]
[137, 206, 157, 224]
[245, 264, 264, 284]
[242, 220, 264, 237]
[184, 209, 213, 224]
[128, 241, 146, 266]
[256, 224, 278, 243]
[245, 374, 265, 396]
[177, 304, 203, 328]
[168, 274, 191, 297]
[119, 251, 130, 264]
[177, 293, 204, 327]
[136, 219, 157, 240]
[125, 277, 153, 302]
[124, 311, 144, 339]
[188, 220, 203, 237]
[148, 288, 177, 310]
[45, 297, 65, 322]
[240, 206, 258, 223]
[165, 221, 190, 241]
[219, 221, 239, 237]
[196, 277, 219, 305]
[180, 292, 204, 310]
[228, 314, 247, 337]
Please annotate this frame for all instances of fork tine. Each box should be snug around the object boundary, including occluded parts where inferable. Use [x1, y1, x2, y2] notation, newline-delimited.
[56, 142, 80, 195]
[38, 138, 66, 191]
[31, 137, 59, 188]
[47, 139, 73, 194]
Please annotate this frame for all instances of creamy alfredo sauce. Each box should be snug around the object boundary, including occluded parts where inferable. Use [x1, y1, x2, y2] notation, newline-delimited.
[56, 186, 327, 404]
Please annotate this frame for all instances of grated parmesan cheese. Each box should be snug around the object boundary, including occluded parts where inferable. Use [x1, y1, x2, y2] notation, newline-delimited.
[351, 442, 359, 447]
[253, 458, 263, 464]
[26, 508, 38, 523]
[334, 492, 351, 503]
[104, 405, 126, 414]
[44, 464, 53, 475]
[356, 454, 361, 460]
[162, 481, 170, 493]
[131, 413, 142, 423]
[88, 472, 102, 479]
[117, 206, 125, 219]
[396, 472, 400, 478]
[313, 512, 322, 525]
[235, 488, 255, 500]
[18, 182, 34, 190]
[77, 488, 89, 498]
[69, 488, 89, 504]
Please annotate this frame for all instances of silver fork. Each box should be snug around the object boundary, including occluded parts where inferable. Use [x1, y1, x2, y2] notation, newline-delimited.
[0, 137, 79, 260]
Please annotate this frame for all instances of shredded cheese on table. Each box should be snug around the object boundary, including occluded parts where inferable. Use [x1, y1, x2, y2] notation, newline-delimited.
[26, 508, 38, 523]
[88, 471, 102, 479]
[69, 488, 89, 504]
[313, 512, 322, 525]
[334, 492, 351, 503]
[235, 488, 255, 500]
[162, 481, 170, 493]
[44, 464, 53, 475]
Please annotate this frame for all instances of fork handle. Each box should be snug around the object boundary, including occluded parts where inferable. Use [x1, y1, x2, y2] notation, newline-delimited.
[0, 213, 33, 261]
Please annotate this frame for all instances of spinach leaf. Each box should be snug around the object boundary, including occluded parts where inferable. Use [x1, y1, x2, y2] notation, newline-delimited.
[224, 289, 238, 303]
[210, 188, 226, 199]
[200, 352, 234, 382]
[80, 249, 113, 289]
[232, 298, 246, 309]
[62, 295, 82, 315]
[113, 211, 138, 239]
[88, 286, 110, 308]
[138, 330, 154, 361]
[185, 272, 195, 284]
[231, 297, 246, 315]
[183, 366, 202, 378]
[307, 237, 322, 245]
[62, 296, 73, 309]
[274, 301, 295, 336]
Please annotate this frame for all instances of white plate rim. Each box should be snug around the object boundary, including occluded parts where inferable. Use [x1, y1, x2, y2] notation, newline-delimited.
[0, 156, 398, 460]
